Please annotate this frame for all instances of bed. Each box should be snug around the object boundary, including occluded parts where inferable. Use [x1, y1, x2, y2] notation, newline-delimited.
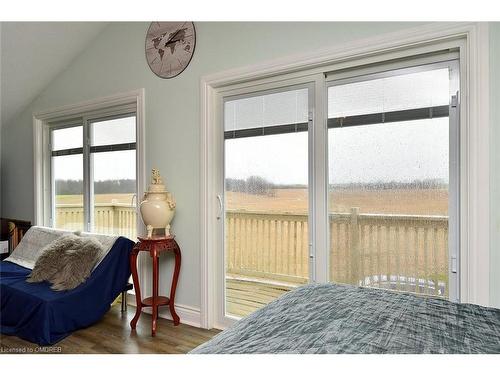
[191, 283, 500, 354]
[0, 227, 134, 346]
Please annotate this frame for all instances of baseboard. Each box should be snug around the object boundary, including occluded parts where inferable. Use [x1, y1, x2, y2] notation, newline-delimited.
[125, 293, 202, 328]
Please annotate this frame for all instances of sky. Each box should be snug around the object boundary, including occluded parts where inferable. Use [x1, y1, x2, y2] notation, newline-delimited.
[225, 68, 450, 185]
[225, 117, 449, 185]
[52, 116, 136, 181]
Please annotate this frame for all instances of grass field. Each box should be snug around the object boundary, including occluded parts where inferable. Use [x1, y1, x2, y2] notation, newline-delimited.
[226, 188, 448, 215]
[56, 194, 135, 205]
[56, 188, 448, 215]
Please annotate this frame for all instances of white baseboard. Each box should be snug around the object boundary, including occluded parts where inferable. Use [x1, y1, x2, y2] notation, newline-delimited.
[125, 294, 202, 328]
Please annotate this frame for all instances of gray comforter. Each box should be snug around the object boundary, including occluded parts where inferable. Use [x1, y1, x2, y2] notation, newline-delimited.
[191, 283, 500, 354]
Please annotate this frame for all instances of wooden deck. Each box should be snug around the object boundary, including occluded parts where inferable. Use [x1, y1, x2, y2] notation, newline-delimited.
[225, 274, 448, 318]
[226, 275, 298, 317]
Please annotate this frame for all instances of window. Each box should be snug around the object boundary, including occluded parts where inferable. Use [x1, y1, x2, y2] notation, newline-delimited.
[46, 104, 139, 240]
[212, 53, 461, 325]
[89, 115, 137, 238]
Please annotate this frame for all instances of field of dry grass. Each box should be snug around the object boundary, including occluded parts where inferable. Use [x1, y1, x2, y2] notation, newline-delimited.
[226, 188, 448, 215]
[56, 188, 448, 215]
[56, 194, 135, 205]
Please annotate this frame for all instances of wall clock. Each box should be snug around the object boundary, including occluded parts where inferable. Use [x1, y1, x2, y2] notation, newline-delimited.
[145, 22, 196, 79]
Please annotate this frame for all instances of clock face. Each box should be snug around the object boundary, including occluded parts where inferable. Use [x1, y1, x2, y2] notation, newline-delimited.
[145, 22, 196, 79]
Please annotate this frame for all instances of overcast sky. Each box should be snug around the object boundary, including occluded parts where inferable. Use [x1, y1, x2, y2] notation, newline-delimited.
[225, 68, 450, 185]
[56, 117, 449, 185]
[225, 117, 449, 185]
[52, 117, 136, 181]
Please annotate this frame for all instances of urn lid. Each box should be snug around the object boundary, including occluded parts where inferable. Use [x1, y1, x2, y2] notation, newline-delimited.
[147, 168, 168, 193]
[148, 183, 167, 193]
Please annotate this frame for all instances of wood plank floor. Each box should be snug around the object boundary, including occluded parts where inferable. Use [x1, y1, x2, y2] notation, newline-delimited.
[1, 277, 292, 353]
[0, 305, 220, 354]
[226, 277, 295, 317]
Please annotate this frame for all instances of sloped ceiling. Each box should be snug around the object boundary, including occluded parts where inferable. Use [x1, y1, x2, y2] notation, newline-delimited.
[1, 22, 108, 126]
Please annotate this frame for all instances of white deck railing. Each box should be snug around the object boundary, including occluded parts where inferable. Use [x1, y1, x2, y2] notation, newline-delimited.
[55, 203, 137, 239]
[225, 208, 449, 297]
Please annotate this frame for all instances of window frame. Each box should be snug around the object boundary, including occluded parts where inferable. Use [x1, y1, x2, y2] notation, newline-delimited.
[325, 58, 461, 301]
[215, 57, 461, 326]
[47, 110, 137, 233]
[33, 90, 146, 238]
[200, 23, 490, 330]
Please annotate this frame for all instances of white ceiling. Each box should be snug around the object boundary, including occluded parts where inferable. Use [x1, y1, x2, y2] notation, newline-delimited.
[1, 22, 108, 126]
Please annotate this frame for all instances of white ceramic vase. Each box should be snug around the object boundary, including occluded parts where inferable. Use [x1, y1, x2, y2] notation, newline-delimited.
[139, 169, 176, 237]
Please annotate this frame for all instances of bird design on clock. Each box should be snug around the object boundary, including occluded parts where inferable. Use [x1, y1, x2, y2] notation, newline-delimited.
[145, 22, 196, 79]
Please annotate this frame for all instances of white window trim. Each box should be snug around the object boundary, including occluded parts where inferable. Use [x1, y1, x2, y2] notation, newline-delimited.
[200, 22, 490, 329]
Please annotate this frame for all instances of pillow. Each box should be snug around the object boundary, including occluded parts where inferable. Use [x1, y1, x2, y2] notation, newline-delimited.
[26, 233, 80, 283]
[27, 234, 104, 291]
[50, 237, 103, 291]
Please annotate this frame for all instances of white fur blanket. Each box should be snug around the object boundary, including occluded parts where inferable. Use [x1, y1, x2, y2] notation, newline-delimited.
[5, 226, 118, 270]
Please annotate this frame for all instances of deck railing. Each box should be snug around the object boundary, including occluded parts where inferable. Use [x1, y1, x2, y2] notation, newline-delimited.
[225, 208, 449, 297]
[55, 203, 137, 239]
[55, 204, 449, 297]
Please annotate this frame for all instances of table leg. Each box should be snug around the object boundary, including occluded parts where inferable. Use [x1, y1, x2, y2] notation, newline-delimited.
[130, 248, 142, 330]
[152, 247, 159, 336]
[169, 244, 181, 325]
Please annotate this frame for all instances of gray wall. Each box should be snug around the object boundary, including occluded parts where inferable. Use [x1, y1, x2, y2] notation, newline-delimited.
[1, 22, 499, 310]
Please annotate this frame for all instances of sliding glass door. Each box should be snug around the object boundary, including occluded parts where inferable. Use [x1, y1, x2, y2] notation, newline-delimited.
[327, 62, 459, 300]
[216, 56, 460, 325]
[223, 85, 313, 318]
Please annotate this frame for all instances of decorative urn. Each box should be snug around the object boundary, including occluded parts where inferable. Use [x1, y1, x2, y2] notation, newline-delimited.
[140, 169, 176, 237]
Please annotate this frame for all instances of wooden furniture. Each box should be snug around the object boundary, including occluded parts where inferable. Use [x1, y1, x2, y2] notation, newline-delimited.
[130, 236, 181, 336]
[0, 218, 31, 260]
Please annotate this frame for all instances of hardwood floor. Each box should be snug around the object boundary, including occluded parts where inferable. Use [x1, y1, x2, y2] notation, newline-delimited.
[0, 305, 220, 354]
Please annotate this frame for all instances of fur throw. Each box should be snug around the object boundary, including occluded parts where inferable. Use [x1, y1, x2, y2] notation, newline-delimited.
[27, 233, 104, 291]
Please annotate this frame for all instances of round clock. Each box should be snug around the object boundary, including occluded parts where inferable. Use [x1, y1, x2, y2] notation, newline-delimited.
[145, 22, 196, 79]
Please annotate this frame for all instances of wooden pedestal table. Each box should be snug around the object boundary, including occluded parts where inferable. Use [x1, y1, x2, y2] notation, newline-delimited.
[130, 236, 181, 336]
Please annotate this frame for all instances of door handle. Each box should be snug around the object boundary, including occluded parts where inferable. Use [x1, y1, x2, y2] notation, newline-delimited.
[216, 195, 223, 220]
[451, 256, 457, 273]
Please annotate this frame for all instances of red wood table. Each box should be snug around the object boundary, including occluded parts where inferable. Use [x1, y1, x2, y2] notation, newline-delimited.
[130, 236, 181, 336]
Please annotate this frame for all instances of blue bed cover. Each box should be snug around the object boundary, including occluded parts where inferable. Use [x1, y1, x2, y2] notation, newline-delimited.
[0, 237, 134, 345]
